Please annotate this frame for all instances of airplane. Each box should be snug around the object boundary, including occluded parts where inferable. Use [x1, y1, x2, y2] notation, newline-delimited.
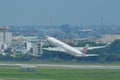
[42, 36, 105, 57]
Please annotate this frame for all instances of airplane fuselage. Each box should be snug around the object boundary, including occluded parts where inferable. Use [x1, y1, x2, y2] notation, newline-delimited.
[46, 37, 84, 57]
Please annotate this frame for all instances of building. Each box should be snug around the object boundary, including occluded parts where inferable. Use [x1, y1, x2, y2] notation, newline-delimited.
[101, 34, 120, 43]
[12, 36, 42, 56]
[0, 26, 12, 53]
[0, 32, 12, 43]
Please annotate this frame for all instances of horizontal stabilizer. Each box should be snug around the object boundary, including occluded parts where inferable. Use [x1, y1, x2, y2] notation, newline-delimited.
[75, 54, 98, 57]
[85, 54, 99, 56]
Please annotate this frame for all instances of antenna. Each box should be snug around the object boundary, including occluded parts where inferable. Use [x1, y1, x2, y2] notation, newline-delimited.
[50, 17, 53, 27]
[101, 16, 103, 28]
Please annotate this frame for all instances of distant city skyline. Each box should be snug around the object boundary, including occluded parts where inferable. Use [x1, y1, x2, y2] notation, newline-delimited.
[0, 0, 120, 26]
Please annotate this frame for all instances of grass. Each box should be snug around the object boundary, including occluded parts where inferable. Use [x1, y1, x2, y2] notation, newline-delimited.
[0, 67, 120, 80]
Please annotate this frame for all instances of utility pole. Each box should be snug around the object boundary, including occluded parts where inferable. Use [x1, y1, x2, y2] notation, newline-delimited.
[3, 26, 6, 43]
[101, 16, 104, 28]
[50, 17, 53, 27]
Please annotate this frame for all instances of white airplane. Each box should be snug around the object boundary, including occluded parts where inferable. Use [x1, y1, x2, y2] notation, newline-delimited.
[43, 36, 105, 57]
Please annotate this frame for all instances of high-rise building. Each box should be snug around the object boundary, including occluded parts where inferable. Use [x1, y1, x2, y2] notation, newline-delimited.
[0, 26, 12, 52]
[0, 26, 12, 43]
[0, 32, 12, 43]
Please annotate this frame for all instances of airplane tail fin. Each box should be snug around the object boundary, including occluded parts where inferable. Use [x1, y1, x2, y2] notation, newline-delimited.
[82, 44, 89, 54]
[81, 44, 99, 57]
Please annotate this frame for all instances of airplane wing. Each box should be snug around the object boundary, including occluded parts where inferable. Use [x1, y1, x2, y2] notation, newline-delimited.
[42, 46, 105, 52]
[42, 47, 65, 52]
[74, 46, 105, 51]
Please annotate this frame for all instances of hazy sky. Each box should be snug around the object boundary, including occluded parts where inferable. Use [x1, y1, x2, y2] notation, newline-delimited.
[0, 0, 120, 26]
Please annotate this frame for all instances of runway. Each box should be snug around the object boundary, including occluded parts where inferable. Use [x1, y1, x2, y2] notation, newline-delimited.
[0, 63, 120, 69]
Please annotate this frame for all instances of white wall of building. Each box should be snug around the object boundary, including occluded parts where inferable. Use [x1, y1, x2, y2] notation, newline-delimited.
[26, 42, 32, 51]
[0, 32, 12, 43]
[101, 35, 120, 43]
